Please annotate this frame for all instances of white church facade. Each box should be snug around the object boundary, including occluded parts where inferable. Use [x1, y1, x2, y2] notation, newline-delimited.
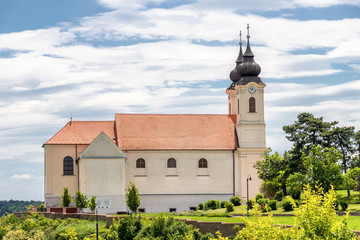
[43, 28, 267, 214]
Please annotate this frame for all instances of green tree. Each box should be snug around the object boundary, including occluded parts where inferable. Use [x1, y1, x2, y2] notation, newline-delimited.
[254, 149, 287, 196]
[88, 196, 97, 213]
[329, 126, 355, 173]
[61, 187, 72, 207]
[74, 190, 88, 210]
[283, 112, 337, 173]
[354, 130, 360, 154]
[342, 167, 360, 197]
[301, 145, 343, 192]
[286, 172, 307, 199]
[126, 182, 140, 214]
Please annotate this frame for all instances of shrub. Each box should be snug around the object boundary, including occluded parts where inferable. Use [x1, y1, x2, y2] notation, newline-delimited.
[234, 205, 299, 239]
[220, 201, 228, 208]
[59, 228, 78, 240]
[247, 198, 255, 210]
[225, 202, 234, 212]
[268, 200, 277, 210]
[234, 185, 356, 239]
[339, 201, 348, 211]
[136, 215, 189, 239]
[126, 182, 140, 213]
[289, 188, 301, 200]
[197, 202, 204, 210]
[61, 187, 72, 207]
[204, 200, 219, 210]
[3, 229, 27, 240]
[116, 215, 142, 240]
[293, 185, 355, 239]
[255, 193, 264, 203]
[88, 196, 97, 213]
[230, 196, 241, 206]
[74, 190, 88, 209]
[274, 190, 284, 201]
[257, 198, 268, 205]
[37, 204, 45, 212]
[281, 196, 295, 211]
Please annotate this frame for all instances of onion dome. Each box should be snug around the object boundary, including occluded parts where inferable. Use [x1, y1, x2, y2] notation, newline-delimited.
[237, 24, 261, 77]
[229, 31, 243, 82]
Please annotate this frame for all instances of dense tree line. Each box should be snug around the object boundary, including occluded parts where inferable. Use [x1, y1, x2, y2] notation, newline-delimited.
[255, 112, 360, 198]
[0, 200, 43, 217]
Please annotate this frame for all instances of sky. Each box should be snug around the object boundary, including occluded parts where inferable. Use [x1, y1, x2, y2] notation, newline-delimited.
[1, 0, 360, 201]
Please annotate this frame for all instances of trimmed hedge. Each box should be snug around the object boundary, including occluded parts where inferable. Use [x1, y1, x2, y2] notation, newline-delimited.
[230, 196, 241, 206]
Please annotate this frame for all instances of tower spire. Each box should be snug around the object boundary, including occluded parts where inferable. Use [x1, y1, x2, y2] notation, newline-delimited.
[244, 23, 254, 57]
[236, 31, 243, 66]
[229, 30, 244, 84]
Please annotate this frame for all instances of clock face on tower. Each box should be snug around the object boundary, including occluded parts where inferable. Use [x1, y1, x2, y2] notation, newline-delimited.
[248, 86, 256, 94]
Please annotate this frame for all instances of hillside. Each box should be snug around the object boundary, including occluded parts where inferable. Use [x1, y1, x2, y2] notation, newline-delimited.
[0, 200, 43, 216]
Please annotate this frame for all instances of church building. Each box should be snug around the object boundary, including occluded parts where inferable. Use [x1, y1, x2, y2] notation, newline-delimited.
[43, 26, 267, 214]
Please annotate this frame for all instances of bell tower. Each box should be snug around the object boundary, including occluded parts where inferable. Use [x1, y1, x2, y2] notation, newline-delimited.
[226, 24, 267, 199]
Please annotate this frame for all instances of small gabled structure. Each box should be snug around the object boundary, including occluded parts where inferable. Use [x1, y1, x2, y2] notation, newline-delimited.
[79, 132, 127, 213]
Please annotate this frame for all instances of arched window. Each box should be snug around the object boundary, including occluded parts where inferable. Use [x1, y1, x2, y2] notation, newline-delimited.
[167, 158, 176, 168]
[136, 158, 145, 168]
[229, 103, 231, 114]
[63, 156, 73, 175]
[249, 97, 256, 113]
[198, 158, 208, 168]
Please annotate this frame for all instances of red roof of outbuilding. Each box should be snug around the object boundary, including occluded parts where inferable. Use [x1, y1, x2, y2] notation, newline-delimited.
[45, 114, 237, 150]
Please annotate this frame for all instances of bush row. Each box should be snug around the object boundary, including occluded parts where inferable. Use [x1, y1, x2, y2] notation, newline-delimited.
[197, 196, 242, 212]
[198, 192, 349, 214]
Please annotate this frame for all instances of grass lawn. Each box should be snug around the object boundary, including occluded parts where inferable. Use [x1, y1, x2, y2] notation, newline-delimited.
[336, 190, 360, 205]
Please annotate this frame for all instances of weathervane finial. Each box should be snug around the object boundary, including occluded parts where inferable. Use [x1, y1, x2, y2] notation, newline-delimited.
[239, 30, 242, 45]
[247, 23, 250, 39]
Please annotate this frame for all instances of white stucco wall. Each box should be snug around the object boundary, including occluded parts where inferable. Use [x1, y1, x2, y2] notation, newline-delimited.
[126, 150, 235, 194]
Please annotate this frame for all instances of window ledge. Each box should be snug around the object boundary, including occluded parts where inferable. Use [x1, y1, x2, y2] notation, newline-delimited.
[197, 174, 210, 177]
[165, 174, 179, 177]
[62, 174, 76, 176]
[134, 175, 148, 177]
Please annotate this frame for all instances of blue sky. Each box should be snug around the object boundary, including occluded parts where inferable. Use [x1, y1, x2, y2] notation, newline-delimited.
[1, 0, 360, 201]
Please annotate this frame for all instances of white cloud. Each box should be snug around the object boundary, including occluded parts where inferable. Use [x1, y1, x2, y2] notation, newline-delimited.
[96, 0, 166, 10]
[11, 174, 43, 180]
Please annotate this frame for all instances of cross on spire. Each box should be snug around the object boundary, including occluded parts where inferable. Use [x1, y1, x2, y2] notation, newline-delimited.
[239, 31, 242, 45]
[247, 23, 250, 39]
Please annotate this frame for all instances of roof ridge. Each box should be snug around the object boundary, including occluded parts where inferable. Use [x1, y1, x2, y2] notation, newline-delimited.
[115, 113, 234, 116]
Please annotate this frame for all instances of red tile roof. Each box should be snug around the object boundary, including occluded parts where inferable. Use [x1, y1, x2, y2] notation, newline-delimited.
[45, 121, 115, 144]
[115, 114, 237, 150]
[45, 114, 237, 150]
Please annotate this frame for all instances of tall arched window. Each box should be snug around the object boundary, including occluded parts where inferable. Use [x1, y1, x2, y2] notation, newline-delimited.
[136, 158, 145, 168]
[63, 156, 73, 175]
[229, 103, 231, 114]
[198, 158, 208, 168]
[249, 97, 256, 113]
[167, 158, 176, 168]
